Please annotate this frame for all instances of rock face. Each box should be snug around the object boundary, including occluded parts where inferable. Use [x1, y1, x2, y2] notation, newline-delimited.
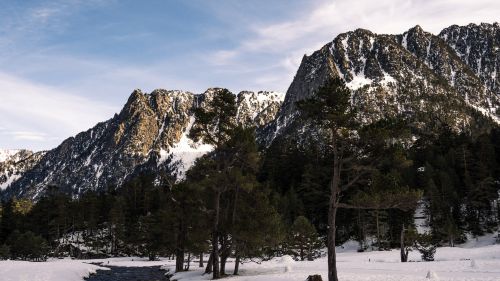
[3, 89, 284, 199]
[439, 23, 500, 95]
[0, 150, 46, 191]
[262, 23, 500, 145]
[3, 22, 500, 200]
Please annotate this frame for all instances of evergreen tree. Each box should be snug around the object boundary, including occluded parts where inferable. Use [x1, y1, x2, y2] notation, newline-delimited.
[297, 78, 420, 281]
[287, 216, 323, 261]
[189, 88, 237, 279]
[0, 200, 17, 244]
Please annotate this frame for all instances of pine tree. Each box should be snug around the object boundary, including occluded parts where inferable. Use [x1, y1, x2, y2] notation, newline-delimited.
[188, 89, 237, 279]
[297, 78, 420, 281]
[287, 216, 323, 261]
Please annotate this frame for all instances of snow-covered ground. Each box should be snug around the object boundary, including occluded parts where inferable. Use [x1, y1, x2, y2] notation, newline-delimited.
[0, 259, 109, 281]
[1, 242, 499, 281]
[169, 244, 500, 281]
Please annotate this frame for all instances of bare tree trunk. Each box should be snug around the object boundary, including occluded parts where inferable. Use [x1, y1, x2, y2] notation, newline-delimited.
[220, 235, 230, 275]
[199, 252, 204, 268]
[204, 253, 213, 274]
[327, 145, 340, 281]
[233, 254, 240, 275]
[184, 252, 191, 271]
[176, 249, 184, 272]
[376, 210, 381, 250]
[400, 224, 407, 262]
[212, 191, 221, 279]
[176, 215, 186, 272]
[220, 255, 227, 275]
[328, 203, 339, 281]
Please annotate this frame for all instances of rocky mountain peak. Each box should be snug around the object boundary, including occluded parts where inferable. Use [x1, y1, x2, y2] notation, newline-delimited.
[4, 88, 284, 199]
[262, 23, 500, 146]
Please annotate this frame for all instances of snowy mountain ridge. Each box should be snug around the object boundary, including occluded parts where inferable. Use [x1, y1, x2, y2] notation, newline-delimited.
[261, 22, 500, 145]
[2, 22, 500, 200]
[2, 89, 283, 199]
[0, 150, 46, 190]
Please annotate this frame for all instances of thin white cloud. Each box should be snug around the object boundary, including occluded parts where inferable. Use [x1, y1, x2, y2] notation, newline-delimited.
[0, 72, 117, 150]
[31, 7, 61, 23]
[7, 131, 47, 141]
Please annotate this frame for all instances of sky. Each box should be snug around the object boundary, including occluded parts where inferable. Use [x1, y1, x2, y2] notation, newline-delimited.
[0, 0, 499, 151]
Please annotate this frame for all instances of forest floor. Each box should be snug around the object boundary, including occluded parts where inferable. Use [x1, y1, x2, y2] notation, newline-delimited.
[1, 235, 499, 281]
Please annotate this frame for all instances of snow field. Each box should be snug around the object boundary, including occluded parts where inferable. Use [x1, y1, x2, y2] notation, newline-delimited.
[1, 244, 499, 281]
[0, 259, 109, 281]
[168, 245, 500, 281]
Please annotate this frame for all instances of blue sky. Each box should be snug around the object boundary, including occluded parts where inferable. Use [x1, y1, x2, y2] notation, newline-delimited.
[1, 0, 499, 151]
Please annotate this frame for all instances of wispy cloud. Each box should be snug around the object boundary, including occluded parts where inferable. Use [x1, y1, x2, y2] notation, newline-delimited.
[3, 131, 48, 141]
[0, 72, 117, 150]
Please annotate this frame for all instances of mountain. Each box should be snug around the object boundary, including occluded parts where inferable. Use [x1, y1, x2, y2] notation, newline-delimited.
[439, 23, 500, 95]
[0, 150, 46, 191]
[3, 22, 499, 200]
[262, 22, 499, 145]
[3, 89, 283, 199]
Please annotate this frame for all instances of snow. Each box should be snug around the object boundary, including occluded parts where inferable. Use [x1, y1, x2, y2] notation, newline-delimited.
[0, 259, 109, 281]
[0, 149, 21, 162]
[236, 91, 284, 121]
[167, 244, 500, 281]
[467, 101, 500, 125]
[346, 73, 372, 90]
[380, 71, 397, 86]
[345, 66, 396, 91]
[402, 33, 408, 49]
[0, 174, 21, 190]
[341, 35, 350, 53]
[414, 200, 431, 234]
[2, 243, 500, 281]
[256, 91, 285, 103]
[164, 116, 213, 180]
[461, 232, 499, 248]
[93, 163, 103, 180]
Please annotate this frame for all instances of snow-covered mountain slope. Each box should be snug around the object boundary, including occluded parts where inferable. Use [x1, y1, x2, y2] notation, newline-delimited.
[262, 23, 500, 146]
[0, 150, 46, 190]
[3, 89, 283, 199]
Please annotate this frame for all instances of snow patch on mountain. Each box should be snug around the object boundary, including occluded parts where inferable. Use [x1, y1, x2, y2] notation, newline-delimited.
[0, 149, 22, 162]
[164, 117, 213, 180]
[467, 101, 500, 125]
[0, 174, 21, 190]
[346, 73, 372, 90]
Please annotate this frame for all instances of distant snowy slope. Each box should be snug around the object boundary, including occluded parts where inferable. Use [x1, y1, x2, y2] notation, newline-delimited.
[0, 149, 45, 191]
[160, 116, 214, 180]
[0, 149, 21, 162]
